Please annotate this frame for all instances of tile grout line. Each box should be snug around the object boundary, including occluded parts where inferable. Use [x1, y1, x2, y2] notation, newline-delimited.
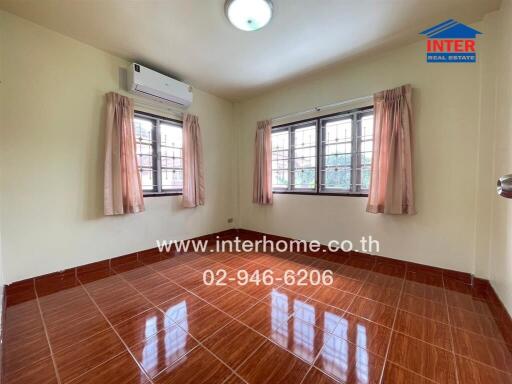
[151, 254, 512, 380]
[298, 257, 378, 384]
[141, 253, 341, 380]
[443, 275, 461, 384]
[377, 262, 407, 384]
[77, 279, 155, 384]
[33, 280, 63, 384]
[138, 257, 270, 382]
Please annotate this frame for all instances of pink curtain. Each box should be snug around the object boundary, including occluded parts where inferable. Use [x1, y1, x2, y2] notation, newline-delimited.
[253, 120, 273, 205]
[104, 92, 144, 215]
[367, 84, 416, 215]
[182, 113, 205, 208]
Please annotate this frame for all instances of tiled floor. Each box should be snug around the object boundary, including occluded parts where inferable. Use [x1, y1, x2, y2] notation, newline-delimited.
[3, 248, 512, 383]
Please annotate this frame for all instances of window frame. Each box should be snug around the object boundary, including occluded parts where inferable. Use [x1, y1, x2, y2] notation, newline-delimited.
[134, 110, 183, 197]
[272, 105, 374, 197]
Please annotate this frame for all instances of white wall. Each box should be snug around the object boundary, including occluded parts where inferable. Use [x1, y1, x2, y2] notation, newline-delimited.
[235, 29, 484, 275]
[0, 11, 236, 283]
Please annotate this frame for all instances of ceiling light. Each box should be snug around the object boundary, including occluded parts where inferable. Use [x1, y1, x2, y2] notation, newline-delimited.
[225, 0, 273, 32]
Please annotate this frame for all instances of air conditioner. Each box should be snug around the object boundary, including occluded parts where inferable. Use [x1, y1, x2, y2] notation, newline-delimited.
[127, 63, 193, 108]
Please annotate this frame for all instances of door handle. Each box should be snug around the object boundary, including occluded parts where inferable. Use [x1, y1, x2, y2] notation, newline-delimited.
[497, 174, 512, 199]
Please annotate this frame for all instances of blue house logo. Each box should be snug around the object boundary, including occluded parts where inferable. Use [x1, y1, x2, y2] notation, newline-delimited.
[420, 19, 482, 63]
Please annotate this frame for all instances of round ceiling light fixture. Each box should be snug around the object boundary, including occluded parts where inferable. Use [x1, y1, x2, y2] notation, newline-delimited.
[225, 0, 273, 32]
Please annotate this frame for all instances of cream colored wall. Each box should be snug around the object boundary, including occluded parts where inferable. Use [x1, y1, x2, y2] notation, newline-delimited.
[235, 32, 484, 275]
[0, 11, 236, 283]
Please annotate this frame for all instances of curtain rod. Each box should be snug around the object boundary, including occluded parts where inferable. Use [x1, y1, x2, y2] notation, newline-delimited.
[132, 97, 184, 119]
[271, 95, 373, 122]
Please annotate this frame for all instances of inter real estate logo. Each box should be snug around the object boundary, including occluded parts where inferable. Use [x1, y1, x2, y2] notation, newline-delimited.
[420, 19, 482, 63]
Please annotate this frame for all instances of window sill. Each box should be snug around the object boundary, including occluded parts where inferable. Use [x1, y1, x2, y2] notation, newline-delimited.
[273, 191, 368, 197]
[143, 192, 182, 197]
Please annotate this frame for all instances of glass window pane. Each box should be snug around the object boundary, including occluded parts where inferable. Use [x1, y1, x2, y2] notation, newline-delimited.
[361, 166, 371, 190]
[294, 168, 316, 189]
[140, 169, 154, 191]
[325, 153, 351, 167]
[162, 169, 183, 190]
[162, 156, 182, 168]
[325, 118, 351, 144]
[324, 168, 351, 190]
[272, 170, 288, 188]
[134, 118, 153, 142]
[272, 131, 289, 151]
[294, 125, 316, 148]
[272, 130, 291, 189]
[361, 115, 374, 140]
[160, 123, 182, 148]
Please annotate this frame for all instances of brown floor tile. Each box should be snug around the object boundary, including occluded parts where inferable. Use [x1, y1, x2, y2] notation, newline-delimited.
[294, 299, 345, 334]
[96, 293, 153, 325]
[328, 274, 363, 294]
[347, 296, 396, 328]
[138, 281, 187, 305]
[46, 311, 110, 352]
[406, 269, 444, 287]
[3, 302, 51, 376]
[302, 367, 342, 383]
[223, 374, 247, 384]
[366, 272, 404, 290]
[234, 283, 286, 301]
[403, 280, 445, 303]
[237, 339, 311, 384]
[394, 310, 452, 350]
[158, 293, 208, 323]
[237, 301, 291, 338]
[445, 290, 494, 317]
[191, 284, 235, 303]
[129, 323, 199, 378]
[3, 357, 58, 384]
[399, 293, 449, 323]
[53, 329, 125, 383]
[449, 306, 507, 341]
[381, 362, 433, 383]
[209, 289, 258, 318]
[387, 332, 457, 383]
[314, 332, 385, 384]
[114, 308, 171, 347]
[153, 345, 232, 384]
[451, 327, 512, 372]
[174, 303, 232, 342]
[70, 351, 151, 384]
[357, 282, 401, 307]
[272, 316, 332, 363]
[333, 313, 392, 357]
[456, 355, 512, 384]
[203, 320, 267, 369]
[336, 265, 370, 281]
[311, 286, 355, 310]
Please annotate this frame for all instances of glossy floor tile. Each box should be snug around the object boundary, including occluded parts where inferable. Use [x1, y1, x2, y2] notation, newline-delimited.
[3, 247, 512, 383]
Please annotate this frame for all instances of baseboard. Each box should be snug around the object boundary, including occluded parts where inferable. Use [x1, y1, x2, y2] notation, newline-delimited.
[4, 226, 510, 326]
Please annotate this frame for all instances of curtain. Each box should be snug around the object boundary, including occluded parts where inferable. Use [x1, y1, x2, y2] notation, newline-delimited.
[253, 120, 273, 205]
[182, 113, 205, 208]
[104, 92, 144, 215]
[366, 84, 415, 215]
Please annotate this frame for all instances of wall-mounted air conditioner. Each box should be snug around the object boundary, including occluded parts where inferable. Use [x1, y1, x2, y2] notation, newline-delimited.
[127, 63, 193, 108]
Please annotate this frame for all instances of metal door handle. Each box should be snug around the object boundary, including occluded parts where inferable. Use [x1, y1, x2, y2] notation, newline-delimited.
[497, 174, 512, 199]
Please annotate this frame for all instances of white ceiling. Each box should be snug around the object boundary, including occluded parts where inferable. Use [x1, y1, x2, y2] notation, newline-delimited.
[0, 0, 500, 100]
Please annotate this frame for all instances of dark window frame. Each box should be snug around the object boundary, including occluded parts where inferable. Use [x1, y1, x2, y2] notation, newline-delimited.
[134, 111, 183, 197]
[272, 105, 374, 197]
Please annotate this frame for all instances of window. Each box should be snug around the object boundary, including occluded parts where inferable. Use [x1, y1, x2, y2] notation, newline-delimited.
[271, 121, 317, 192]
[134, 111, 183, 196]
[271, 106, 373, 196]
